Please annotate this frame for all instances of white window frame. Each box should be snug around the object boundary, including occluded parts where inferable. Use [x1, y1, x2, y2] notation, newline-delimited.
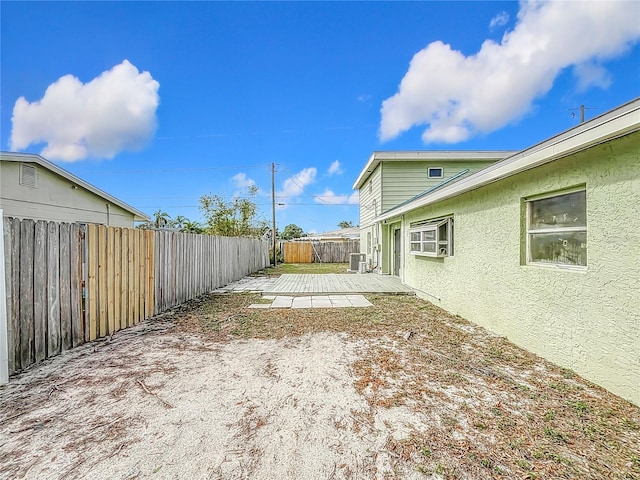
[525, 188, 586, 269]
[427, 167, 443, 179]
[409, 217, 453, 257]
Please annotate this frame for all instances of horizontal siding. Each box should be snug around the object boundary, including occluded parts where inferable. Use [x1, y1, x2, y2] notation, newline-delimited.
[381, 160, 497, 212]
[358, 165, 382, 227]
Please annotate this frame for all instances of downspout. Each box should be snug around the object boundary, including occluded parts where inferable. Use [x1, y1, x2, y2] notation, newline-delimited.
[106, 203, 110, 226]
[401, 214, 406, 285]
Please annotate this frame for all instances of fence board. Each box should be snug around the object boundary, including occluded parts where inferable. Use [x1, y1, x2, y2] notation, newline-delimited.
[114, 228, 121, 332]
[134, 230, 141, 324]
[19, 220, 35, 368]
[87, 224, 98, 341]
[120, 228, 128, 330]
[128, 229, 135, 327]
[59, 223, 71, 351]
[70, 224, 82, 347]
[47, 222, 61, 357]
[147, 231, 154, 318]
[3, 219, 16, 373]
[33, 221, 47, 363]
[106, 227, 115, 334]
[138, 230, 146, 322]
[98, 226, 107, 337]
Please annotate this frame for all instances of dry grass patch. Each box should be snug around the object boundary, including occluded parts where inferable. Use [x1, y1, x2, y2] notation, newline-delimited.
[164, 292, 640, 479]
[261, 262, 350, 275]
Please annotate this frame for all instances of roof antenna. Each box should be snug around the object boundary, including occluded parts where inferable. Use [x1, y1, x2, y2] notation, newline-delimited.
[569, 104, 597, 124]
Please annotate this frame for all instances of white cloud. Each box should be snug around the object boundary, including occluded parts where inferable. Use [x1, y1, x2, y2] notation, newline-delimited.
[231, 172, 261, 197]
[489, 11, 509, 30]
[232, 172, 257, 189]
[328, 160, 343, 176]
[10, 60, 160, 161]
[277, 167, 317, 200]
[314, 189, 359, 205]
[379, 1, 640, 144]
[573, 61, 612, 92]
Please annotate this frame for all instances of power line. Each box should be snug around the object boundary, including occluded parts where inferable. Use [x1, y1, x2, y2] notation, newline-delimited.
[73, 163, 272, 174]
[135, 202, 358, 208]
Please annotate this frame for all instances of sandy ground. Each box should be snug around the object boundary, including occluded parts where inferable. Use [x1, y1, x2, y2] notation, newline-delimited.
[2, 291, 638, 480]
[0, 320, 421, 480]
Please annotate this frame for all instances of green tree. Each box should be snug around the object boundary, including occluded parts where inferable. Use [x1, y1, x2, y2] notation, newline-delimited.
[171, 215, 188, 229]
[181, 220, 204, 234]
[281, 224, 304, 240]
[338, 220, 354, 228]
[199, 185, 266, 237]
[152, 209, 172, 228]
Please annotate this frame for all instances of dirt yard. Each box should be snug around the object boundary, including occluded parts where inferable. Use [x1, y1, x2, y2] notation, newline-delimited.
[0, 292, 638, 479]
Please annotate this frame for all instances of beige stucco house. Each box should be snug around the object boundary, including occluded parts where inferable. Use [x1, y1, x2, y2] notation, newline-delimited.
[0, 152, 149, 227]
[354, 98, 640, 405]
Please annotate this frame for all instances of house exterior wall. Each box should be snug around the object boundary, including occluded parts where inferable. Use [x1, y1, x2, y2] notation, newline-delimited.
[0, 161, 136, 227]
[380, 220, 402, 275]
[358, 165, 383, 267]
[358, 164, 382, 228]
[381, 160, 496, 212]
[402, 131, 640, 405]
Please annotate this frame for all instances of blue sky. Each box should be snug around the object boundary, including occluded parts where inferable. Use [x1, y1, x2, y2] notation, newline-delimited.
[2, 1, 639, 233]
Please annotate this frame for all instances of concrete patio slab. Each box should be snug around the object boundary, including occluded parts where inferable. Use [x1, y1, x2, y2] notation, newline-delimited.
[263, 274, 414, 296]
[248, 294, 373, 309]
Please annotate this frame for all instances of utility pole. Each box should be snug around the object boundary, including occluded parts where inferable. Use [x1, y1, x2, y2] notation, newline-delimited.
[271, 163, 277, 267]
[570, 104, 597, 124]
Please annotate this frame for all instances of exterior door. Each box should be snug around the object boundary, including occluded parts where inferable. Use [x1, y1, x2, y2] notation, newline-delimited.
[393, 228, 401, 277]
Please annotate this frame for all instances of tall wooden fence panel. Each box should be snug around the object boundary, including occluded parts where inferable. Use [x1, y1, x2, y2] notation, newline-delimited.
[154, 232, 270, 312]
[3, 219, 269, 375]
[83, 225, 154, 342]
[2, 218, 82, 374]
[282, 242, 313, 263]
[282, 240, 360, 264]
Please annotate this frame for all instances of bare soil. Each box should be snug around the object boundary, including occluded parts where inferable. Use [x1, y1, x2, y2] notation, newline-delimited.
[0, 292, 638, 479]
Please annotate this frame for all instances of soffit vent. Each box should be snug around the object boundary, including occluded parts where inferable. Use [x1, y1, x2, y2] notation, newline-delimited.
[20, 163, 38, 188]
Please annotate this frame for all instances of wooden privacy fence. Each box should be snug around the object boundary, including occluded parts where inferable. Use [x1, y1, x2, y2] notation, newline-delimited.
[3, 218, 83, 374]
[2, 217, 270, 375]
[281, 240, 360, 264]
[84, 224, 154, 342]
[154, 231, 270, 312]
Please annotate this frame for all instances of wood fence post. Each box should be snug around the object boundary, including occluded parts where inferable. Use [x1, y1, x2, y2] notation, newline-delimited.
[0, 210, 8, 385]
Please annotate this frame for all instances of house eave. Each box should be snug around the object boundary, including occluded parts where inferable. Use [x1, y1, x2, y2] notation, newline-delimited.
[374, 97, 640, 223]
[352, 150, 517, 190]
[0, 151, 151, 222]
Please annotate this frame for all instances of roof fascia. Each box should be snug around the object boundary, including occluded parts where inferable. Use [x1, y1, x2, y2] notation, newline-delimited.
[0, 152, 151, 222]
[374, 98, 640, 223]
[352, 150, 517, 190]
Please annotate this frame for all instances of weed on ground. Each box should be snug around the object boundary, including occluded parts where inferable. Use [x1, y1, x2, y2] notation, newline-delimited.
[164, 292, 640, 479]
[260, 263, 350, 275]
